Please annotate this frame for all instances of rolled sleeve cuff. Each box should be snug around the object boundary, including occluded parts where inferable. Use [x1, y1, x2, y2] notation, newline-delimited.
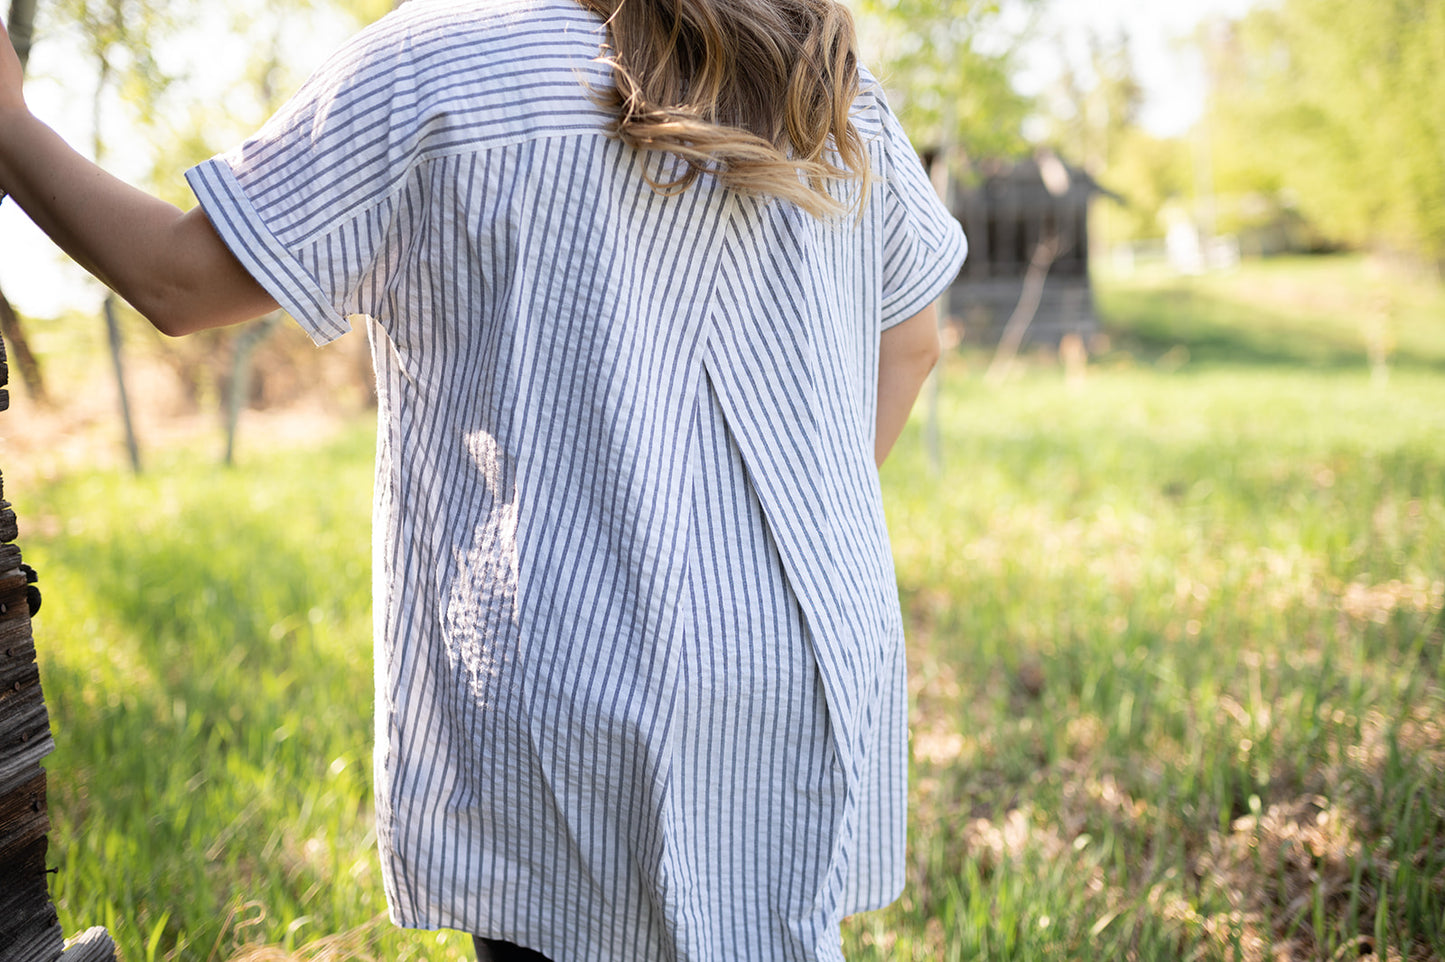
[880, 223, 967, 331]
[186, 158, 354, 346]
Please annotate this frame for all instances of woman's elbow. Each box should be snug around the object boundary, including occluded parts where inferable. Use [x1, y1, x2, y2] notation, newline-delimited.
[881, 304, 943, 375]
[133, 274, 277, 337]
[917, 328, 942, 372]
[138, 210, 280, 336]
[144, 304, 194, 338]
[128, 283, 206, 338]
[896, 323, 942, 377]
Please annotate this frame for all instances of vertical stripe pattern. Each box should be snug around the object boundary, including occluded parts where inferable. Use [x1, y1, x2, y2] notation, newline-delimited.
[185, 1, 966, 959]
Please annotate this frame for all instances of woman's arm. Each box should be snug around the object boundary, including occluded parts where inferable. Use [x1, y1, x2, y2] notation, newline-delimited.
[875, 303, 941, 468]
[0, 19, 277, 336]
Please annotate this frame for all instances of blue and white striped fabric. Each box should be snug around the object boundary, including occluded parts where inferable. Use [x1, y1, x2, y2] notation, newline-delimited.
[187, 1, 965, 958]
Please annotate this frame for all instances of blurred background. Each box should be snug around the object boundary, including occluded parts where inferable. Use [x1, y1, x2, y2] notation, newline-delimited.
[1, 0, 1442, 959]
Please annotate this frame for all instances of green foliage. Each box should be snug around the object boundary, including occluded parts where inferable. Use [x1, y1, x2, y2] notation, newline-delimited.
[852, 0, 1038, 159]
[1037, 28, 1142, 175]
[1203, 0, 1445, 262]
[1035, 28, 1180, 246]
[33, 0, 387, 205]
[20, 0, 395, 218]
[39, 0, 181, 163]
[1092, 129, 1191, 245]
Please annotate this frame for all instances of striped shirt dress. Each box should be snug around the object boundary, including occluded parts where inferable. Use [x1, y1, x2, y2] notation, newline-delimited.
[186, 1, 966, 959]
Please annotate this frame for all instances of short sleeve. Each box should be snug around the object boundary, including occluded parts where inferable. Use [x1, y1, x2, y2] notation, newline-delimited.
[875, 93, 968, 330]
[185, 12, 419, 346]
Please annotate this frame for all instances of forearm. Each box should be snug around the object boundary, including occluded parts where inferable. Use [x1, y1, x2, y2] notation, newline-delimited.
[0, 106, 276, 335]
[875, 304, 941, 467]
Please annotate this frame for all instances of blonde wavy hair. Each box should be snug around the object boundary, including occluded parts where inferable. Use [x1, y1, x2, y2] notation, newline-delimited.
[578, 0, 869, 217]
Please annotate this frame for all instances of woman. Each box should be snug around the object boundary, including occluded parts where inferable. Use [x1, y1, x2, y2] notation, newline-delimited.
[0, 0, 964, 958]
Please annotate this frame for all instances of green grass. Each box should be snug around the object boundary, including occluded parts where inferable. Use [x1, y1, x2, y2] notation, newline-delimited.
[1094, 255, 1445, 371]
[13, 255, 1445, 961]
[26, 431, 467, 960]
[862, 364, 1445, 961]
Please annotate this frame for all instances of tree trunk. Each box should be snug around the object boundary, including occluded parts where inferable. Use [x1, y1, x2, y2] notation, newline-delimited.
[6, 0, 35, 71]
[223, 314, 281, 466]
[985, 234, 1061, 384]
[102, 295, 142, 474]
[923, 110, 955, 475]
[0, 289, 47, 404]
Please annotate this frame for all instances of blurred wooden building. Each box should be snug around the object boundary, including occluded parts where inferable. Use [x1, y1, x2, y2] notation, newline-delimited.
[943, 152, 1113, 348]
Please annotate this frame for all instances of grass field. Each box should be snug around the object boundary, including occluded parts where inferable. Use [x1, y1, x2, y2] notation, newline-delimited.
[14, 255, 1445, 960]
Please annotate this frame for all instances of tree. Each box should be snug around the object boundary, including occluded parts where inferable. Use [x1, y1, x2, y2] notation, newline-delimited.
[1034, 26, 1160, 247]
[43, 0, 186, 471]
[1094, 131, 1192, 245]
[1203, 0, 1445, 265]
[1039, 27, 1143, 178]
[852, 0, 1040, 163]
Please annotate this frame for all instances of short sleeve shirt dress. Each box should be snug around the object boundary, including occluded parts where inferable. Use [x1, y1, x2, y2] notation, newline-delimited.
[187, 1, 966, 959]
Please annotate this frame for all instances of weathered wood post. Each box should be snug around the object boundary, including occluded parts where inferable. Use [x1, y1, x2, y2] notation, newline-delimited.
[0, 337, 116, 962]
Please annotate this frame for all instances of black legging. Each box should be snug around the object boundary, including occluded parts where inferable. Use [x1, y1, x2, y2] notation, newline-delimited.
[473, 937, 554, 962]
